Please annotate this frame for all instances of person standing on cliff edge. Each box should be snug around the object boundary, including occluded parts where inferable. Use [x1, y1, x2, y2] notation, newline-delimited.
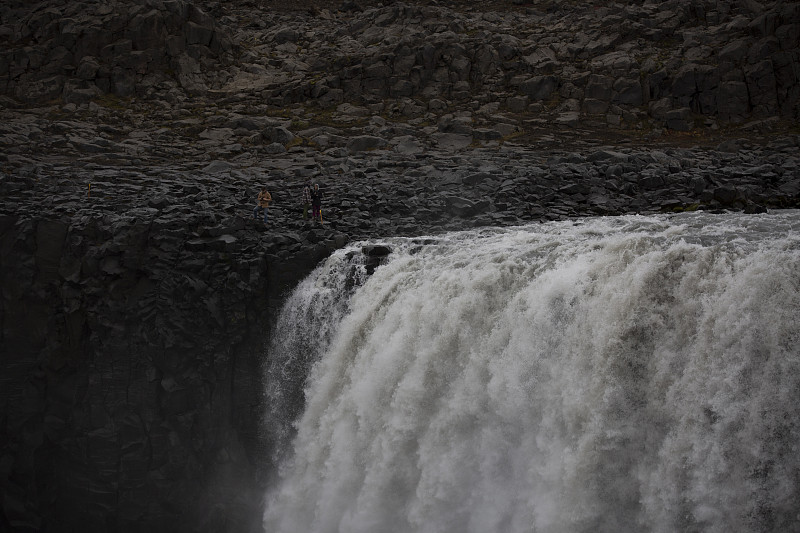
[253, 187, 272, 225]
[302, 180, 312, 220]
[311, 183, 323, 224]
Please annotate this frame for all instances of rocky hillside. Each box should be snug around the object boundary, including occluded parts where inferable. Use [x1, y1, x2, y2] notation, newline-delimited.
[1, 1, 800, 532]
[1, 0, 799, 145]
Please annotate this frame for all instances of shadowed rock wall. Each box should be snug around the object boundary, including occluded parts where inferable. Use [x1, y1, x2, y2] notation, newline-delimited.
[0, 0, 233, 103]
[0, 208, 342, 532]
[1, 0, 799, 129]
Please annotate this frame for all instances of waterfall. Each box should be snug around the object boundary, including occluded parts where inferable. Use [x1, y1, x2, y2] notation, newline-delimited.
[263, 212, 800, 533]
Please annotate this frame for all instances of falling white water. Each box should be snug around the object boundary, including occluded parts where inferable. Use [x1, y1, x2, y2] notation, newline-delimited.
[263, 212, 800, 533]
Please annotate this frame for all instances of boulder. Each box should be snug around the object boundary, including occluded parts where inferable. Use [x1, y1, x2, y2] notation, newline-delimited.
[555, 112, 580, 128]
[444, 196, 490, 217]
[265, 126, 296, 145]
[346, 135, 387, 153]
[718, 39, 749, 64]
[585, 74, 613, 101]
[507, 96, 529, 113]
[185, 21, 214, 47]
[202, 160, 234, 173]
[519, 75, 558, 100]
[391, 136, 423, 154]
[173, 53, 208, 94]
[648, 97, 672, 120]
[583, 98, 609, 114]
[63, 81, 102, 104]
[75, 57, 101, 80]
[665, 107, 693, 131]
[127, 10, 167, 51]
[18, 75, 64, 102]
[718, 81, 750, 121]
[745, 60, 779, 116]
[613, 77, 643, 106]
[431, 133, 472, 151]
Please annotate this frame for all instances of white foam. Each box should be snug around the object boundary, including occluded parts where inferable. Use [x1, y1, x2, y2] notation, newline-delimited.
[264, 212, 800, 533]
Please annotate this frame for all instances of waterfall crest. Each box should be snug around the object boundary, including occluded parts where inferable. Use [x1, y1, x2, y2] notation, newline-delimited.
[264, 212, 800, 533]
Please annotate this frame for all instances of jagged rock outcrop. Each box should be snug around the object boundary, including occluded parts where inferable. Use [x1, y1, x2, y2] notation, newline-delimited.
[219, 0, 800, 129]
[0, 0, 234, 103]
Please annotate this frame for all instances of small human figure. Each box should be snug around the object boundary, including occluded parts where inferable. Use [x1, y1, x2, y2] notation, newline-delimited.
[253, 187, 272, 225]
[310, 183, 322, 224]
[302, 180, 312, 220]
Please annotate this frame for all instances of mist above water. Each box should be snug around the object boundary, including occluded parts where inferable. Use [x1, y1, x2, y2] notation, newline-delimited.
[263, 212, 800, 533]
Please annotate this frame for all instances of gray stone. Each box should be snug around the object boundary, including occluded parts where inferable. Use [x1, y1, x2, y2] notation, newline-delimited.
[473, 128, 503, 141]
[613, 78, 643, 106]
[274, 28, 299, 44]
[555, 112, 579, 128]
[173, 53, 208, 94]
[264, 143, 287, 154]
[519, 75, 558, 100]
[639, 175, 665, 190]
[431, 133, 472, 151]
[199, 128, 234, 141]
[202, 160, 234, 173]
[713, 185, 740, 205]
[444, 196, 489, 217]
[745, 60, 778, 116]
[265, 126, 295, 145]
[719, 39, 749, 63]
[665, 107, 693, 131]
[75, 57, 101, 80]
[583, 98, 609, 114]
[128, 10, 167, 51]
[185, 21, 214, 47]
[718, 81, 749, 121]
[18, 75, 64, 102]
[346, 135, 387, 153]
[507, 96, 529, 113]
[586, 150, 630, 163]
[63, 82, 102, 105]
[648, 98, 671, 120]
[672, 64, 699, 102]
[391, 136, 423, 155]
[585, 74, 613, 101]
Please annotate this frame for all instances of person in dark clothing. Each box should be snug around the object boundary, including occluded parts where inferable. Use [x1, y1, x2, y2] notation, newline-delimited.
[302, 180, 312, 220]
[311, 183, 322, 224]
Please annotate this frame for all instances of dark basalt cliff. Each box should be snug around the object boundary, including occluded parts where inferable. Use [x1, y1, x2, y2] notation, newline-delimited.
[1, 0, 800, 531]
[1, 188, 344, 531]
[3, 142, 799, 532]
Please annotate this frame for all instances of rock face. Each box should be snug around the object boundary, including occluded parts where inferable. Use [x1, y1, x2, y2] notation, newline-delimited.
[1, 0, 800, 531]
[2, 137, 800, 530]
[1, 192, 343, 532]
[0, 0, 233, 102]
[1, 0, 799, 129]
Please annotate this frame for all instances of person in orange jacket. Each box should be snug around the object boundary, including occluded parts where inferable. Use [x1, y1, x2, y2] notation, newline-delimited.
[253, 187, 272, 225]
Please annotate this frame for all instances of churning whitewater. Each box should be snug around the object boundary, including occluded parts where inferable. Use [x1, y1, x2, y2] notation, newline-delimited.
[263, 212, 800, 533]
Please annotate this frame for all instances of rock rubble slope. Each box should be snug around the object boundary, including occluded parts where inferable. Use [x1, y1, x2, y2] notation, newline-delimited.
[2, 0, 799, 143]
